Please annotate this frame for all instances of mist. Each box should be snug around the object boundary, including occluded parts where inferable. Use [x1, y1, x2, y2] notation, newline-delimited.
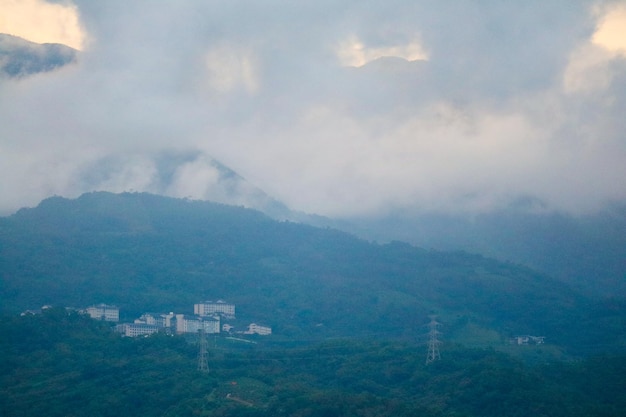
[1, 0, 625, 217]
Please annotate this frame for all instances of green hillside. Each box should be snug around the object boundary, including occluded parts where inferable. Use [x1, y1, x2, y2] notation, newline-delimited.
[1, 308, 625, 417]
[343, 204, 626, 297]
[0, 192, 623, 354]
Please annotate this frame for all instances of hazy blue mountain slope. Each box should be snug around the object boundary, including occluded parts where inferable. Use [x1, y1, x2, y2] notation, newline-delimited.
[0, 33, 76, 77]
[71, 150, 294, 220]
[341, 204, 626, 297]
[0, 192, 623, 354]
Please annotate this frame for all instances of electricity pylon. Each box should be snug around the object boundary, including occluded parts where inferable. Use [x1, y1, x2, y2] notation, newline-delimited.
[197, 327, 209, 373]
[425, 315, 442, 365]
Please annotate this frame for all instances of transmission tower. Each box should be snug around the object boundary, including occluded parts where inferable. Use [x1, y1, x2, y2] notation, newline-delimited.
[197, 327, 209, 373]
[425, 315, 442, 365]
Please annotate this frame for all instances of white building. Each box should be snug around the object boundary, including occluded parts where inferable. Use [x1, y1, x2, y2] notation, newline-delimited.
[85, 304, 119, 322]
[512, 335, 545, 345]
[116, 323, 160, 337]
[175, 314, 220, 334]
[246, 323, 272, 336]
[134, 313, 176, 328]
[194, 300, 235, 318]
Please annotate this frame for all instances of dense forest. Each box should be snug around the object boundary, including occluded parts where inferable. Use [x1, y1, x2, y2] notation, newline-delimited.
[1, 192, 624, 355]
[1, 192, 625, 415]
[0, 193, 625, 354]
[1, 308, 625, 417]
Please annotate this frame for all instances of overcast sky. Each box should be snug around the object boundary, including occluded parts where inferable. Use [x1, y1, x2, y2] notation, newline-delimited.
[1, 0, 625, 217]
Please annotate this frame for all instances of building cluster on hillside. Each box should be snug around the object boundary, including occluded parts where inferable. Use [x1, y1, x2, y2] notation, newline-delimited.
[84, 301, 272, 338]
[84, 303, 120, 322]
[510, 335, 545, 345]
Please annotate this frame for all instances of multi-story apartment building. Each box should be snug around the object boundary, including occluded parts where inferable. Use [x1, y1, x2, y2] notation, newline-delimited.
[116, 323, 160, 337]
[246, 323, 272, 335]
[194, 300, 235, 318]
[85, 304, 119, 322]
[175, 314, 220, 334]
[134, 313, 175, 328]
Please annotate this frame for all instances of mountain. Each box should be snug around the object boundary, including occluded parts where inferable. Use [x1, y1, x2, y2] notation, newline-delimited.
[127, 152, 625, 299]
[0, 146, 294, 222]
[70, 149, 626, 299]
[0, 192, 623, 355]
[0, 33, 77, 78]
[77, 150, 295, 220]
[340, 204, 626, 297]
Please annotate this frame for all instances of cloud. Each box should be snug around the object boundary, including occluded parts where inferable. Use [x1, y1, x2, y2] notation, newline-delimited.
[563, 43, 616, 93]
[204, 43, 259, 93]
[166, 155, 221, 199]
[0, 0, 85, 49]
[0, 0, 625, 218]
[336, 35, 428, 67]
[564, 2, 626, 93]
[592, 3, 626, 55]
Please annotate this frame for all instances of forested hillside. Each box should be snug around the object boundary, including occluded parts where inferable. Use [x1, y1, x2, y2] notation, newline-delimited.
[343, 204, 626, 297]
[0, 192, 624, 355]
[1, 308, 625, 417]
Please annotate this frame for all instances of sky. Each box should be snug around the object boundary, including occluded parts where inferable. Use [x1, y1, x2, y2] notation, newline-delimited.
[0, 0, 625, 218]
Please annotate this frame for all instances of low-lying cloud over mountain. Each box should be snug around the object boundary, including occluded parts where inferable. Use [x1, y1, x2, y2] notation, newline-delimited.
[0, 0, 625, 217]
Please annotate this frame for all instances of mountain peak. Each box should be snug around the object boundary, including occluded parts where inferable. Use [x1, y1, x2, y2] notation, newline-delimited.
[0, 33, 77, 78]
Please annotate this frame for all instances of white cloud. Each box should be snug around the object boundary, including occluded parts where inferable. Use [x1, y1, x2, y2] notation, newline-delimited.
[0, 1, 625, 218]
[91, 156, 159, 194]
[204, 43, 259, 93]
[215, 102, 563, 216]
[563, 43, 616, 93]
[0, 0, 85, 49]
[564, 3, 626, 94]
[592, 3, 626, 55]
[336, 35, 428, 67]
[166, 156, 221, 200]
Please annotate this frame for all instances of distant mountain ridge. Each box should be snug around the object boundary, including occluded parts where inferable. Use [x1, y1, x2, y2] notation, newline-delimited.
[0, 192, 623, 355]
[0, 33, 77, 77]
[340, 204, 626, 297]
[74, 150, 295, 220]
